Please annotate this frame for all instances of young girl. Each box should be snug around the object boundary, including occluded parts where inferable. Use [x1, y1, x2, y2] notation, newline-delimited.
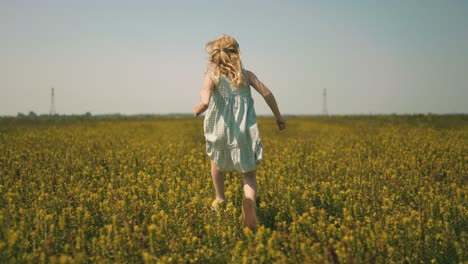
[194, 34, 285, 232]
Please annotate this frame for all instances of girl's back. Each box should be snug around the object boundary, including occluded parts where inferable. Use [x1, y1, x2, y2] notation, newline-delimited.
[204, 66, 263, 173]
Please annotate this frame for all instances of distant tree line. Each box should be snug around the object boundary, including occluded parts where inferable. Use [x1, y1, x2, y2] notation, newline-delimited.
[16, 111, 93, 118]
[9, 112, 196, 119]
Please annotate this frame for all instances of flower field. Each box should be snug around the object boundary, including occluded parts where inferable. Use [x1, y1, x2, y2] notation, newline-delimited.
[0, 115, 467, 263]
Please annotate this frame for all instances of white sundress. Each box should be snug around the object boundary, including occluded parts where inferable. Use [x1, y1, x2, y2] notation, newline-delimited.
[203, 67, 263, 173]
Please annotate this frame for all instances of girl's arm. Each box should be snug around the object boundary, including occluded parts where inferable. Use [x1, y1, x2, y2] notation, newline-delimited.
[247, 70, 286, 130]
[195, 73, 215, 117]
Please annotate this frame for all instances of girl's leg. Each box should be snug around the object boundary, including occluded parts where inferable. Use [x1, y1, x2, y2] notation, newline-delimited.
[211, 161, 226, 202]
[242, 170, 257, 201]
[242, 169, 258, 232]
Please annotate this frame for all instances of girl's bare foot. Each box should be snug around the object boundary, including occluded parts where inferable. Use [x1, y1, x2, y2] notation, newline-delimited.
[242, 198, 257, 232]
[211, 198, 226, 212]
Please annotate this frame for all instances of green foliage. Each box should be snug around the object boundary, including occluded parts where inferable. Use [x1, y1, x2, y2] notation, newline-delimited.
[0, 116, 466, 263]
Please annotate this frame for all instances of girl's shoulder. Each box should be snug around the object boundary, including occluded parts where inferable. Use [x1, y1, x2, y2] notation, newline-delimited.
[206, 64, 219, 83]
[243, 69, 255, 78]
[242, 69, 255, 84]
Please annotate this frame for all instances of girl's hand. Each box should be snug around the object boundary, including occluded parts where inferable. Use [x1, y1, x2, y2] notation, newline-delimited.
[276, 117, 286, 131]
[194, 103, 208, 117]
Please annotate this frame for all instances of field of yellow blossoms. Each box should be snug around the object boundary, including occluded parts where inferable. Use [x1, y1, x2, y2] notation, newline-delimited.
[0, 115, 466, 263]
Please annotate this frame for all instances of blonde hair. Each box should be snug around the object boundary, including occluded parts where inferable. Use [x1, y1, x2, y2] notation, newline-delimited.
[205, 34, 246, 87]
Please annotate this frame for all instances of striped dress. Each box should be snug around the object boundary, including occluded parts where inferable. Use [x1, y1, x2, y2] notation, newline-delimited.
[203, 67, 263, 173]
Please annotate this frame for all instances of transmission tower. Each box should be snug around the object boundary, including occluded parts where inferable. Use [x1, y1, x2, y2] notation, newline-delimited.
[50, 87, 56, 116]
[322, 88, 328, 116]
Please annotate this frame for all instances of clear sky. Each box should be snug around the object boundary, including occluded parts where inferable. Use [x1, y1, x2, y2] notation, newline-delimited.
[1, 0, 467, 116]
